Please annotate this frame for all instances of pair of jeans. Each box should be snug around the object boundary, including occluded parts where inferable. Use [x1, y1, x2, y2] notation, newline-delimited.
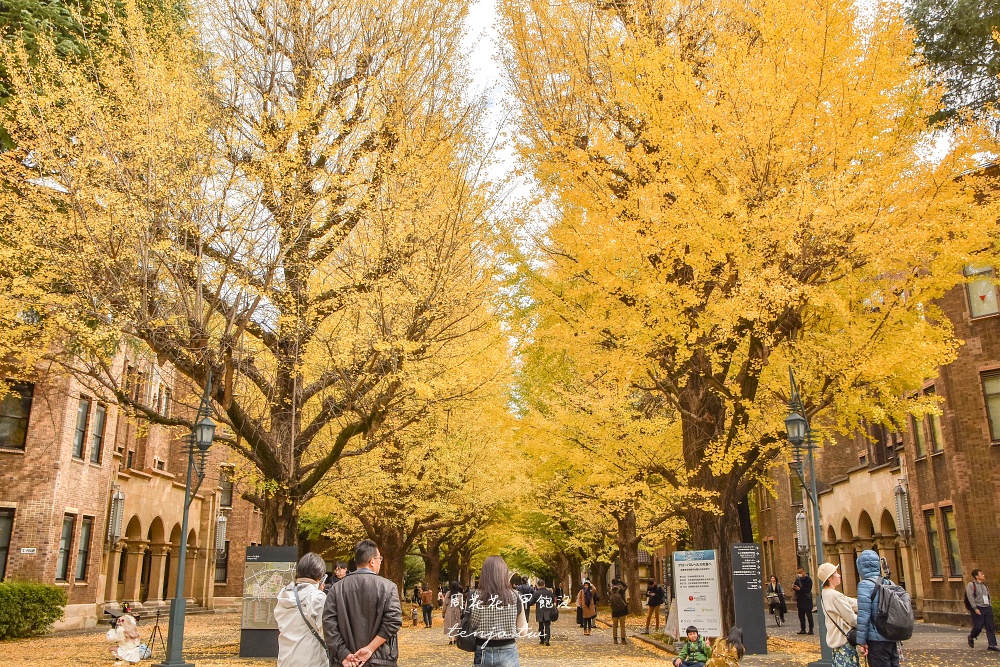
[474, 643, 520, 667]
[865, 640, 899, 667]
[971, 605, 998, 647]
[422, 604, 433, 627]
[678, 662, 704, 667]
[537, 620, 551, 643]
[582, 616, 595, 631]
[612, 616, 627, 640]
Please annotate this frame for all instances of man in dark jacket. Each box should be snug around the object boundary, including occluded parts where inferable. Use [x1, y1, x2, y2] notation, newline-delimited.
[323, 540, 402, 667]
[793, 567, 814, 634]
[529, 580, 556, 646]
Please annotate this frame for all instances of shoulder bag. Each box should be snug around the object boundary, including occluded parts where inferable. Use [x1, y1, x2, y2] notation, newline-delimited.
[293, 584, 333, 666]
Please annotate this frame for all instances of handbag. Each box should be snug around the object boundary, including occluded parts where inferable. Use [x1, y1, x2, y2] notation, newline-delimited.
[293, 584, 333, 666]
[456, 606, 477, 652]
[832, 616, 858, 646]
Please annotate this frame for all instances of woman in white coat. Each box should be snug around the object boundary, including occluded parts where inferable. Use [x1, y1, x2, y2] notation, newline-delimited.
[274, 552, 329, 667]
[818, 562, 860, 667]
[106, 613, 143, 665]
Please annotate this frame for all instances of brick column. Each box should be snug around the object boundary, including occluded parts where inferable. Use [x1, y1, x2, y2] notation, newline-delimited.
[146, 544, 170, 604]
[105, 543, 125, 604]
[122, 541, 148, 603]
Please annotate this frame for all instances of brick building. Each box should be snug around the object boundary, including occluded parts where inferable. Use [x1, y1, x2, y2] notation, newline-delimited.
[755, 272, 1000, 626]
[0, 355, 261, 629]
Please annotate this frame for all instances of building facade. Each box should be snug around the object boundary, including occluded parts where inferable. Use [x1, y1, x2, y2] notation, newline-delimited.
[0, 356, 261, 629]
[756, 276, 1000, 626]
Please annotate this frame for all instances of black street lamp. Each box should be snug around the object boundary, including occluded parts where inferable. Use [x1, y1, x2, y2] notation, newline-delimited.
[154, 373, 215, 667]
[785, 367, 832, 667]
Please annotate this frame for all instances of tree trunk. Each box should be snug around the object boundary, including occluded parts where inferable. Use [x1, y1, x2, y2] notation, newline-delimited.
[569, 557, 582, 598]
[374, 527, 407, 601]
[686, 504, 742, 631]
[590, 561, 610, 605]
[421, 535, 443, 597]
[737, 492, 754, 544]
[260, 492, 298, 546]
[615, 508, 643, 614]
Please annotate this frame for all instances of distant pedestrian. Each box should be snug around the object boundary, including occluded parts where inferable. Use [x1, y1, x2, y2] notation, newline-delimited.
[529, 580, 556, 646]
[515, 576, 535, 623]
[818, 562, 859, 667]
[469, 555, 529, 666]
[331, 561, 348, 584]
[644, 579, 665, 634]
[706, 626, 745, 667]
[444, 581, 465, 645]
[855, 550, 897, 667]
[420, 584, 435, 628]
[673, 625, 712, 667]
[793, 567, 814, 634]
[966, 569, 998, 652]
[274, 553, 328, 667]
[323, 540, 401, 667]
[577, 581, 598, 636]
[609, 584, 629, 645]
[413, 585, 421, 604]
[611, 577, 629, 599]
[411, 605, 419, 627]
[766, 575, 787, 626]
[554, 584, 564, 607]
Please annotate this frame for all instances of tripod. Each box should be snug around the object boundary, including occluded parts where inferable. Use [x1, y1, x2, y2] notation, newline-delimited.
[145, 608, 167, 660]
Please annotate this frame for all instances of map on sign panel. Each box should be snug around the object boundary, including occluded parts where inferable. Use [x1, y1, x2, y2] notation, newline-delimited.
[241, 561, 296, 630]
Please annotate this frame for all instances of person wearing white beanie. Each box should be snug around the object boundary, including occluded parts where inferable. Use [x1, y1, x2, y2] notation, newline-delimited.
[818, 562, 860, 667]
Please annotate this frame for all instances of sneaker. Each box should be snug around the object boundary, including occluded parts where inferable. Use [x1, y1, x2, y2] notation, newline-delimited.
[987, 646, 999, 652]
[969, 635, 975, 649]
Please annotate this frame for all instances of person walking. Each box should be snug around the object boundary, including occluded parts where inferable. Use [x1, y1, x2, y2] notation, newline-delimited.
[766, 575, 787, 626]
[444, 581, 465, 645]
[966, 569, 998, 651]
[818, 563, 860, 667]
[515, 576, 535, 623]
[609, 584, 629, 645]
[644, 579, 665, 634]
[468, 555, 529, 666]
[793, 567, 814, 634]
[412, 585, 421, 605]
[420, 584, 435, 628]
[529, 580, 556, 646]
[554, 583, 564, 607]
[274, 553, 329, 667]
[855, 549, 897, 667]
[323, 539, 402, 667]
[577, 581, 598, 636]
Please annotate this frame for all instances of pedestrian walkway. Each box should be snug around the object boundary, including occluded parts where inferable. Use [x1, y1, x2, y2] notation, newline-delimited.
[401, 614, 671, 666]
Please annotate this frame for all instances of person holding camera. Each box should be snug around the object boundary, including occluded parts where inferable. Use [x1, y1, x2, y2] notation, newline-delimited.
[274, 552, 329, 667]
[106, 613, 143, 665]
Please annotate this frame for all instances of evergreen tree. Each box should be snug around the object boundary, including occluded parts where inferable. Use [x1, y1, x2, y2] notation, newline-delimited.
[907, 0, 1000, 122]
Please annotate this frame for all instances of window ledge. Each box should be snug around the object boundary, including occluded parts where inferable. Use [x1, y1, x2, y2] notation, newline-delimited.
[88, 462, 103, 470]
[71, 456, 85, 463]
[0, 447, 26, 455]
[914, 455, 928, 462]
[970, 313, 1000, 321]
[930, 450, 945, 458]
[929, 577, 945, 582]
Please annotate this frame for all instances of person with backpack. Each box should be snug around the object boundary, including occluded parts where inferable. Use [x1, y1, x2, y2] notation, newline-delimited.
[855, 549, 913, 667]
[966, 569, 998, 652]
[609, 584, 629, 644]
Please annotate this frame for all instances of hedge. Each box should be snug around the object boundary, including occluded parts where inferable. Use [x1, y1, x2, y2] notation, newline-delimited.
[0, 582, 67, 640]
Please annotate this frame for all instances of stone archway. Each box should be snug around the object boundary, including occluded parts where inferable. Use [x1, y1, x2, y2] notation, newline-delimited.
[145, 517, 168, 605]
[120, 516, 146, 604]
[858, 511, 875, 551]
[837, 518, 858, 594]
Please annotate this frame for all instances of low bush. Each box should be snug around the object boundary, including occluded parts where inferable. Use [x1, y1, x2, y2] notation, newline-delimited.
[0, 582, 67, 639]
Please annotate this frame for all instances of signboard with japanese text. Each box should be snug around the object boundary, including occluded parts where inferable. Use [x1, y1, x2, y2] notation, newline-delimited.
[731, 543, 767, 654]
[672, 550, 723, 638]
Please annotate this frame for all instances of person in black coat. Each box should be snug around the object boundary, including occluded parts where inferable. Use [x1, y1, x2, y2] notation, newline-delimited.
[529, 581, 556, 646]
[793, 567, 814, 634]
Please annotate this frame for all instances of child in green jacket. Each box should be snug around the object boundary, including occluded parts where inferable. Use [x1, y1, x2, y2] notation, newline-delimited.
[674, 626, 712, 667]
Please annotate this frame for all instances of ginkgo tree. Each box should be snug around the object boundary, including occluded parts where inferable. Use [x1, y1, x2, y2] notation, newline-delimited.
[500, 0, 999, 624]
[0, 0, 500, 544]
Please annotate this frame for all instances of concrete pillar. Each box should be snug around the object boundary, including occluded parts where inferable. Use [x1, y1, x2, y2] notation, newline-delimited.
[185, 548, 200, 600]
[146, 544, 170, 604]
[105, 543, 125, 604]
[122, 541, 148, 604]
[837, 543, 858, 595]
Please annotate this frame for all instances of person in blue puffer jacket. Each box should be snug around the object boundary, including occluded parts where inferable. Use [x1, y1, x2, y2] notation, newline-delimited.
[855, 549, 897, 667]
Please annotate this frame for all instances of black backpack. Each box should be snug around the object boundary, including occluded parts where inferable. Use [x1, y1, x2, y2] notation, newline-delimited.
[867, 577, 914, 641]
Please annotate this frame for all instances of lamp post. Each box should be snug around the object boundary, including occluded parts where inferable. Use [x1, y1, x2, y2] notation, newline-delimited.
[784, 367, 832, 667]
[155, 374, 216, 667]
